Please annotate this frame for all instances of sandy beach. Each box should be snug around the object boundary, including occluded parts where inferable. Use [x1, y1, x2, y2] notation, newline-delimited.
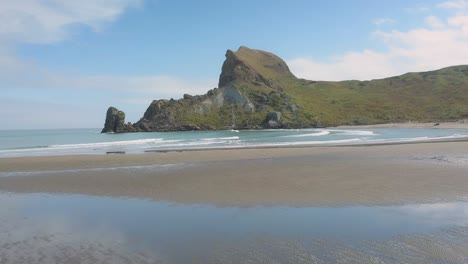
[1, 140, 467, 206]
[1, 133, 468, 263]
[337, 121, 468, 129]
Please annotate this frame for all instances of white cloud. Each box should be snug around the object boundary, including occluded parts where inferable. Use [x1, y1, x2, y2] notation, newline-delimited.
[437, 0, 468, 10]
[0, 0, 215, 99]
[0, 0, 218, 129]
[0, 0, 145, 86]
[0, 0, 142, 44]
[68, 75, 216, 98]
[288, 5, 468, 81]
[0, 98, 101, 129]
[404, 6, 430, 13]
[14, 72, 216, 99]
[0, 68, 216, 128]
[374, 18, 396, 26]
[288, 50, 398, 81]
[425, 15, 445, 28]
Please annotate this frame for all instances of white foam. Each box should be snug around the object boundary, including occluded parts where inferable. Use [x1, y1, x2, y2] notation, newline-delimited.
[183, 138, 364, 149]
[2, 129, 468, 158]
[328, 129, 377, 136]
[282, 131, 330, 138]
[49, 138, 173, 149]
[201, 136, 240, 141]
[157, 139, 241, 148]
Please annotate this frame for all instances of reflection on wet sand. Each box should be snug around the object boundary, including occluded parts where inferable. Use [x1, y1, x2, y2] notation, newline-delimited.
[0, 192, 467, 263]
[1, 142, 468, 263]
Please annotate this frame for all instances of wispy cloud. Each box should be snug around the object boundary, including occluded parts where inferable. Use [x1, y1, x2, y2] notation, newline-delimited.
[0, 98, 101, 129]
[288, 3, 468, 81]
[0, 0, 142, 44]
[404, 6, 430, 13]
[0, 0, 215, 98]
[5, 72, 216, 99]
[437, 0, 468, 10]
[425, 15, 445, 28]
[0, 0, 216, 129]
[373, 18, 396, 26]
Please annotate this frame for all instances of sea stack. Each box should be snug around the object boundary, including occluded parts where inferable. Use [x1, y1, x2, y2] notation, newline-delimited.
[101, 107, 129, 133]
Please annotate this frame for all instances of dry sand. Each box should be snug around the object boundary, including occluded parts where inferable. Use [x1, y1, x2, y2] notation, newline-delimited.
[1, 141, 468, 206]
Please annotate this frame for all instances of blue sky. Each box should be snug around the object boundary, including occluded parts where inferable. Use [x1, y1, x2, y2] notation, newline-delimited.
[1, 0, 468, 129]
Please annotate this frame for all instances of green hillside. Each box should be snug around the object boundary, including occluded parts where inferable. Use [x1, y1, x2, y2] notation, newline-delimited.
[102, 47, 468, 132]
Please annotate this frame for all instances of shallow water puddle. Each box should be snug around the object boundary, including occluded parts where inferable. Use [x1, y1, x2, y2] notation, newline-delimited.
[0, 192, 467, 263]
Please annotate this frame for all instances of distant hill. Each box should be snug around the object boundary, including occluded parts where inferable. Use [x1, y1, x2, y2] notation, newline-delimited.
[102, 46, 468, 133]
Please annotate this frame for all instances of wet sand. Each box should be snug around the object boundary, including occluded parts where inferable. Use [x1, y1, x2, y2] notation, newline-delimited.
[338, 121, 468, 129]
[1, 141, 468, 206]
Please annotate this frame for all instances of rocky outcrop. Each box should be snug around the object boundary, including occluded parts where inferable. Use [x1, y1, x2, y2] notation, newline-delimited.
[101, 46, 300, 133]
[183, 94, 193, 100]
[265, 112, 282, 128]
[218, 46, 295, 90]
[101, 107, 129, 133]
[215, 84, 255, 112]
[135, 99, 188, 131]
[102, 45, 468, 133]
[101, 47, 468, 132]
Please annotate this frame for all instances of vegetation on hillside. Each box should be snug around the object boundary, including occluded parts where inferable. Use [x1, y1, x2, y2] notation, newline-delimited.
[103, 47, 468, 132]
[217, 47, 468, 128]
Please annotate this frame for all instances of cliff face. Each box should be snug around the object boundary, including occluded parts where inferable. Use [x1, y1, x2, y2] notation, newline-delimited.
[103, 46, 300, 132]
[102, 46, 468, 133]
[218, 46, 295, 89]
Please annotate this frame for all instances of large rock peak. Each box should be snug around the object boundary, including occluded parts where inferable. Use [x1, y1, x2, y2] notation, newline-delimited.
[218, 46, 295, 89]
[101, 46, 298, 133]
[218, 49, 242, 88]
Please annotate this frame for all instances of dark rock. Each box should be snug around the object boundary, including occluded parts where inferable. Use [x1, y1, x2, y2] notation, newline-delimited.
[181, 124, 201, 131]
[101, 107, 127, 133]
[219, 50, 271, 89]
[265, 112, 282, 128]
[138, 121, 151, 131]
[183, 94, 193, 100]
[207, 88, 218, 96]
[141, 100, 176, 128]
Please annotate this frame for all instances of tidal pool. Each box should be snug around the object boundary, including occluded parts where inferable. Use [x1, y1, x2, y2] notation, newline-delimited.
[0, 192, 467, 263]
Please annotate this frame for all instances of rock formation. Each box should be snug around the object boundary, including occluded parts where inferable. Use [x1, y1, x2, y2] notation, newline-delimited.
[102, 46, 297, 132]
[101, 107, 128, 133]
[102, 46, 468, 133]
[265, 112, 282, 128]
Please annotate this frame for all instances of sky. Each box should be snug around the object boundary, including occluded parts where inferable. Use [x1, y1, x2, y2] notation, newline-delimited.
[1, 0, 468, 129]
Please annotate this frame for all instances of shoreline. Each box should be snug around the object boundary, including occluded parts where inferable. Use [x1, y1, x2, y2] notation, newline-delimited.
[1, 141, 468, 207]
[336, 121, 468, 129]
[144, 135, 468, 153]
[1, 125, 468, 159]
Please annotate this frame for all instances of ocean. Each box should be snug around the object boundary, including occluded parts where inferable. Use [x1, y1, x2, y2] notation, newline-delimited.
[1, 127, 468, 157]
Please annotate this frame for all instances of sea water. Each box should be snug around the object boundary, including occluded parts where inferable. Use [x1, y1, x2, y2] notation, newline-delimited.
[1, 127, 468, 157]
